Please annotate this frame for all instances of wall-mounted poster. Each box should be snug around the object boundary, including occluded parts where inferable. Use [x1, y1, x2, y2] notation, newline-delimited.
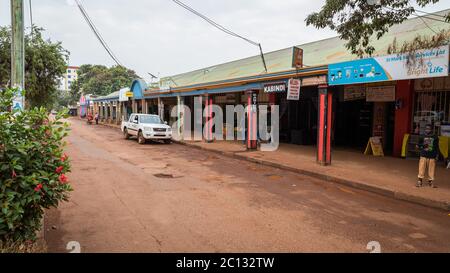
[366, 86, 395, 102]
[344, 85, 366, 101]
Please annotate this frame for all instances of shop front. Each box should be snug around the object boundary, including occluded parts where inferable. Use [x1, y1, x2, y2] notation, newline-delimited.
[329, 45, 449, 161]
[334, 83, 397, 154]
[403, 76, 450, 162]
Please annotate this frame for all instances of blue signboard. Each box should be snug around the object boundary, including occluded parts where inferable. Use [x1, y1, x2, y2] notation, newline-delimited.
[328, 58, 388, 85]
[328, 46, 450, 86]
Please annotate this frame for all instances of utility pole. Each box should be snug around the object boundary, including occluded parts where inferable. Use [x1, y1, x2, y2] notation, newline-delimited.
[11, 0, 25, 110]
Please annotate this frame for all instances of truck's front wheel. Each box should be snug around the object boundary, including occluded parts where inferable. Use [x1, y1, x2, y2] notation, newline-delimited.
[138, 131, 146, 144]
[123, 128, 130, 140]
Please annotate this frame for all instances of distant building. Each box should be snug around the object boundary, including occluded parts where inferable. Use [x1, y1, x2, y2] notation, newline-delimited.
[60, 66, 79, 91]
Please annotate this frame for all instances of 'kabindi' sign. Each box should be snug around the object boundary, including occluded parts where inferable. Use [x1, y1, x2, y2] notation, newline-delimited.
[328, 45, 449, 85]
[263, 82, 287, 93]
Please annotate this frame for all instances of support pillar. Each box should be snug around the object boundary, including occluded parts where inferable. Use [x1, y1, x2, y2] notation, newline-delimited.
[317, 85, 332, 165]
[177, 96, 184, 140]
[142, 99, 147, 114]
[110, 103, 114, 123]
[204, 94, 213, 142]
[158, 97, 164, 120]
[246, 90, 258, 150]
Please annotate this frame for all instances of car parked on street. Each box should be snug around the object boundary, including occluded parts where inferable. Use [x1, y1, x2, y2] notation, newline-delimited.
[121, 113, 172, 144]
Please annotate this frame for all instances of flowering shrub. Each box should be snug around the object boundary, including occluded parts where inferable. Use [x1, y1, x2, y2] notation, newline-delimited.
[0, 88, 72, 241]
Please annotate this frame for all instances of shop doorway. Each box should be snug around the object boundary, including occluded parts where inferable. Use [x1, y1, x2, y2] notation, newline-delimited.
[274, 86, 318, 145]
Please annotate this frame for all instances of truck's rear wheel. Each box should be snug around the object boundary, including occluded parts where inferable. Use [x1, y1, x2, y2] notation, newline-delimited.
[138, 131, 146, 144]
[123, 128, 130, 140]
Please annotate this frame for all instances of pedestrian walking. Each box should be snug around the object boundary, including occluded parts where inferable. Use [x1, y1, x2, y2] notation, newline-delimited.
[416, 124, 439, 188]
[95, 112, 99, 125]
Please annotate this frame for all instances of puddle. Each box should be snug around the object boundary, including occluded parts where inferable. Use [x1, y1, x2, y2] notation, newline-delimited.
[154, 173, 175, 179]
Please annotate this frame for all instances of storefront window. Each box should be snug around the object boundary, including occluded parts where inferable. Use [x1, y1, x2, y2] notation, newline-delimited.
[413, 77, 450, 136]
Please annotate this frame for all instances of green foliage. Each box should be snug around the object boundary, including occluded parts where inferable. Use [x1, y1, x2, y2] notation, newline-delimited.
[54, 90, 72, 111]
[306, 0, 450, 57]
[70, 64, 138, 98]
[0, 88, 72, 242]
[0, 26, 69, 109]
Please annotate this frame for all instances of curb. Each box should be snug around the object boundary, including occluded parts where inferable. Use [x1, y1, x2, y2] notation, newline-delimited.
[174, 140, 450, 211]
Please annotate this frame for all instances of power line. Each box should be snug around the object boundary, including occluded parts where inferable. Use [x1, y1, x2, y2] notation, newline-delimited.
[414, 9, 449, 21]
[414, 12, 439, 35]
[383, 6, 450, 24]
[74, 0, 123, 67]
[172, 0, 268, 73]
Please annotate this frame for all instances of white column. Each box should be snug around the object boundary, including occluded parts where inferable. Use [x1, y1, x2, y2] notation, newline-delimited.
[158, 97, 164, 120]
[177, 96, 184, 140]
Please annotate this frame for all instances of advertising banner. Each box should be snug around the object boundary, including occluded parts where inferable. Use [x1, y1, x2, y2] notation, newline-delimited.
[328, 45, 449, 85]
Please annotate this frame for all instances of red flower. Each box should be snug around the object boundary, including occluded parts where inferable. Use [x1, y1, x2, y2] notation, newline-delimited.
[34, 184, 43, 192]
[56, 166, 64, 174]
[59, 174, 68, 184]
[12, 170, 17, 178]
[61, 154, 68, 162]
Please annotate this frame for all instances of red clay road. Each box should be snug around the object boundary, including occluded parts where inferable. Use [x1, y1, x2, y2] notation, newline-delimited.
[45, 118, 450, 252]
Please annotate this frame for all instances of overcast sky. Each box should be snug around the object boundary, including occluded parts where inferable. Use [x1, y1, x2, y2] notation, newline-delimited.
[1, 0, 449, 81]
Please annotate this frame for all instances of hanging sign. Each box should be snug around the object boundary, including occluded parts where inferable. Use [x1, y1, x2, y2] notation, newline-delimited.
[364, 137, 384, 156]
[329, 45, 449, 85]
[263, 82, 287, 93]
[287, 78, 301, 100]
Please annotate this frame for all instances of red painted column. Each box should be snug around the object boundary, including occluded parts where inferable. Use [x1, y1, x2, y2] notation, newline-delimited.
[247, 91, 258, 150]
[393, 80, 414, 157]
[317, 85, 332, 165]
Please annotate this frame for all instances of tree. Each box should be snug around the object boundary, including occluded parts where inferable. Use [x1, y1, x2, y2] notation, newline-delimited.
[306, 0, 450, 57]
[0, 26, 69, 109]
[70, 64, 139, 99]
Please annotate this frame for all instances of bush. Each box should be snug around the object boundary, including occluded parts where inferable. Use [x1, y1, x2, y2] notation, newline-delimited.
[0, 88, 72, 242]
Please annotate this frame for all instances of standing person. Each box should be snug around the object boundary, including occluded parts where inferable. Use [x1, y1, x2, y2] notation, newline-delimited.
[95, 112, 99, 125]
[416, 124, 439, 188]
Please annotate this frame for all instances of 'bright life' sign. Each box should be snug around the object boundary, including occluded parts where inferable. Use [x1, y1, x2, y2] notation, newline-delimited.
[328, 45, 449, 85]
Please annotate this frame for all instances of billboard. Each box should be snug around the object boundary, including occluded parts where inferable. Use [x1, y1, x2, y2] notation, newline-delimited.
[328, 45, 449, 85]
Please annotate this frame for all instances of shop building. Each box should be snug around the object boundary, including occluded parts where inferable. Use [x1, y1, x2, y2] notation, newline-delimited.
[87, 9, 450, 165]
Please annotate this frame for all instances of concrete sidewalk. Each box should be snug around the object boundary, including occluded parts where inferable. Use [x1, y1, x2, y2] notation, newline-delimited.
[176, 140, 450, 211]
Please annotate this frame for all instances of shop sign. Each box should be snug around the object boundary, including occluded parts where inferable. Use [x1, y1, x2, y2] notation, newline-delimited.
[328, 45, 449, 85]
[263, 82, 287, 93]
[119, 88, 131, 102]
[292, 46, 303, 68]
[366, 86, 395, 102]
[287, 78, 301, 100]
[344, 85, 366, 101]
[364, 137, 384, 156]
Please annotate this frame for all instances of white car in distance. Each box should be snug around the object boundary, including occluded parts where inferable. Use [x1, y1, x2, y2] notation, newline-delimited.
[121, 114, 172, 144]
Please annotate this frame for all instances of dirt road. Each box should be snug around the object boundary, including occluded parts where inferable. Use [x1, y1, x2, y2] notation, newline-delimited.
[45, 118, 450, 252]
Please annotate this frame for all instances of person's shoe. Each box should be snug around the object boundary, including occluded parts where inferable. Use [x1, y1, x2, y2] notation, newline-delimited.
[428, 180, 437, 188]
[416, 179, 423, 187]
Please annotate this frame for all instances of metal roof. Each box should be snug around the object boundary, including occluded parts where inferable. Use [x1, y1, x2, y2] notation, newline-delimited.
[160, 9, 450, 89]
[92, 90, 120, 102]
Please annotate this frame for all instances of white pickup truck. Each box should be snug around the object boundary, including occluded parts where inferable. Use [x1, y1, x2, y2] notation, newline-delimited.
[121, 113, 172, 144]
